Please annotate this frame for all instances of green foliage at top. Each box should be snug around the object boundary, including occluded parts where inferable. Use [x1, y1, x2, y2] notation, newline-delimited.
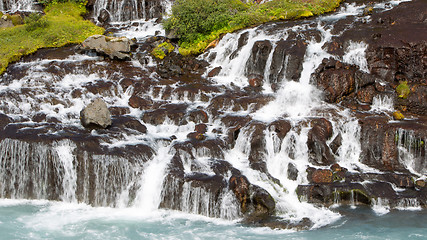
[37, 0, 87, 7]
[0, 2, 104, 75]
[164, 0, 343, 55]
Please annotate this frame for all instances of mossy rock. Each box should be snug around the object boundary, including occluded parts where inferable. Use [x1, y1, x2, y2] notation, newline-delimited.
[396, 81, 410, 99]
[393, 111, 404, 120]
[10, 15, 23, 26]
[151, 42, 175, 60]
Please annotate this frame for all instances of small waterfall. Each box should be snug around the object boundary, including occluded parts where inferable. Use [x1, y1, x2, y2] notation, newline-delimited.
[396, 198, 421, 211]
[55, 140, 78, 203]
[371, 95, 394, 112]
[342, 41, 369, 73]
[371, 197, 390, 215]
[396, 129, 426, 176]
[349, 190, 356, 209]
[3, 0, 35, 12]
[133, 145, 172, 212]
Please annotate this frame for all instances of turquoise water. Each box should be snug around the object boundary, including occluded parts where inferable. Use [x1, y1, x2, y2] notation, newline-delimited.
[0, 199, 425, 239]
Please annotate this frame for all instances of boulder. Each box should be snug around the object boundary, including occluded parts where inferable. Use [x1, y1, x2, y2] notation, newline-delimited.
[80, 98, 112, 129]
[81, 35, 136, 60]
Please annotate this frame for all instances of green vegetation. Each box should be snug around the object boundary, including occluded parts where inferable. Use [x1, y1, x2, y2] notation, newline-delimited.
[396, 81, 410, 99]
[0, 2, 104, 74]
[151, 42, 175, 59]
[164, 0, 343, 55]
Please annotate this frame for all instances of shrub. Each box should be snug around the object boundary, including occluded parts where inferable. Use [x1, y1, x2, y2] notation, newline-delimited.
[24, 13, 49, 31]
[163, 0, 247, 44]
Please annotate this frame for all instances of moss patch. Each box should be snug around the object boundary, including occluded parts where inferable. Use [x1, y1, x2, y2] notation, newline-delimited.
[0, 2, 104, 75]
[151, 42, 175, 59]
[396, 81, 410, 99]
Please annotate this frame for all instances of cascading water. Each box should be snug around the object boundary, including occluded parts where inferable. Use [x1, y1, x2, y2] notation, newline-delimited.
[0, 0, 425, 237]
[2, 0, 35, 12]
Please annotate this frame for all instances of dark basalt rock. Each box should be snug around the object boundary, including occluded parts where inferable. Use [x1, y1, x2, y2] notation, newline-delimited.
[245, 40, 273, 78]
[307, 118, 335, 166]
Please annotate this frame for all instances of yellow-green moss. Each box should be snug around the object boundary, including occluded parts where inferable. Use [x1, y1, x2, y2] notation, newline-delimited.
[0, 2, 104, 75]
[396, 81, 410, 99]
[393, 111, 405, 120]
[10, 15, 23, 26]
[151, 42, 175, 59]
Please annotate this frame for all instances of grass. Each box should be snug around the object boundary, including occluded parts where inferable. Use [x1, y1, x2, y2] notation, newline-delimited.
[0, 2, 104, 75]
[164, 0, 343, 55]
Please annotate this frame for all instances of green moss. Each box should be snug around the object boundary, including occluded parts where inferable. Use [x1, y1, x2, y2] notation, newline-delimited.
[151, 42, 175, 59]
[10, 15, 23, 26]
[396, 81, 410, 99]
[165, 0, 343, 55]
[393, 111, 404, 120]
[0, 2, 104, 75]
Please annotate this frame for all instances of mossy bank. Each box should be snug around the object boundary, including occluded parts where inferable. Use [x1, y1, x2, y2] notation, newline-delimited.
[164, 0, 343, 55]
[0, 1, 104, 75]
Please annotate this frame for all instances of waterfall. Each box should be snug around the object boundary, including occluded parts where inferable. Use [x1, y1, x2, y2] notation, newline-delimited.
[3, 0, 34, 12]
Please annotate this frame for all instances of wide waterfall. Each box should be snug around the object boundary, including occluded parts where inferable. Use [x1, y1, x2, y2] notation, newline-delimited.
[0, 0, 426, 238]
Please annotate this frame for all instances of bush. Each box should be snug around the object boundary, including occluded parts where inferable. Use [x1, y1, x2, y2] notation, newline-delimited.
[24, 13, 49, 31]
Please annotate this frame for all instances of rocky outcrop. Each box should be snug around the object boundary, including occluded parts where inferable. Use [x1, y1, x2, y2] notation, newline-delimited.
[80, 98, 112, 129]
[81, 35, 136, 59]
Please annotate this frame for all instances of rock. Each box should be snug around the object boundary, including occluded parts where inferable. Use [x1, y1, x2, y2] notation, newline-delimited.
[268, 119, 291, 139]
[245, 40, 272, 78]
[415, 179, 426, 188]
[81, 35, 136, 60]
[128, 95, 153, 110]
[287, 163, 298, 181]
[207, 66, 222, 77]
[307, 118, 335, 165]
[80, 98, 112, 129]
[97, 8, 110, 25]
[195, 123, 207, 134]
[248, 75, 263, 88]
[310, 169, 333, 183]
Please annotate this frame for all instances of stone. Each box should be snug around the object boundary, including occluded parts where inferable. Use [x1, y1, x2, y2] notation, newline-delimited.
[81, 35, 136, 60]
[80, 98, 112, 129]
[207, 66, 222, 77]
[415, 179, 426, 188]
[287, 162, 298, 181]
[310, 169, 333, 183]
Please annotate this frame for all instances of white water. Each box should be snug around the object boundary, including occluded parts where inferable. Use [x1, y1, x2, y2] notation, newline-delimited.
[0, 0, 422, 233]
[55, 140, 78, 203]
[2, 0, 34, 12]
[371, 95, 394, 112]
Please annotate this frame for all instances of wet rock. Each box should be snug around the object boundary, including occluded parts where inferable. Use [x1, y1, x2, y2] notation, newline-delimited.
[81, 35, 136, 60]
[142, 103, 188, 125]
[245, 40, 272, 78]
[207, 66, 222, 77]
[112, 116, 147, 134]
[128, 95, 153, 110]
[229, 174, 275, 216]
[187, 132, 206, 141]
[287, 163, 298, 181]
[187, 109, 209, 123]
[307, 118, 335, 165]
[268, 119, 291, 139]
[0, 113, 11, 129]
[97, 8, 110, 25]
[194, 123, 207, 134]
[416, 179, 426, 188]
[80, 98, 112, 129]
[269, 38, 306, 90]
[248, 75, 263, 88]
[309, 169, 333, 184]
[329, 133, 342, 155]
